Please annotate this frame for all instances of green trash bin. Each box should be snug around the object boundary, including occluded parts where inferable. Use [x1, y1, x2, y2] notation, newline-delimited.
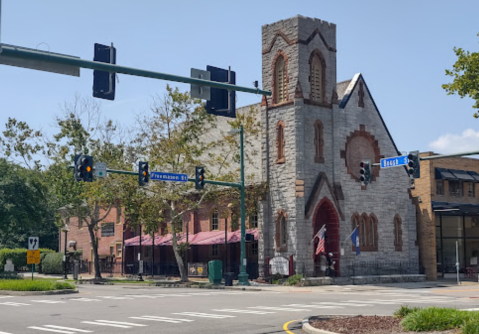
[208, 260, 223, 284]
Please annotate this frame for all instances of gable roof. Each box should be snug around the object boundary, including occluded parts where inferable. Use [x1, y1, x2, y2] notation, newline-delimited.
[338, 73, 401, 156]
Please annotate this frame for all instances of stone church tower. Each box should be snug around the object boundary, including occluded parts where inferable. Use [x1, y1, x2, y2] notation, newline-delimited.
[257, 15, 419, 277]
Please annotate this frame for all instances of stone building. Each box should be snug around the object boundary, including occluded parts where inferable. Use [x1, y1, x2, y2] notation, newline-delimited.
[255, 15, 419, 278]
[413, 152, 479, 280]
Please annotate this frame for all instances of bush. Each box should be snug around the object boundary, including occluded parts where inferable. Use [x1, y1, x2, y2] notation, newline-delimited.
[0, 248, 54, 272]
[394, 305, 422, 318]
[0, 272, 24, 280]
[401, 307, 467, 332]
[285, 274, 303, 286]
[41, 253, 64, 274]
[0, 279, 75, 291]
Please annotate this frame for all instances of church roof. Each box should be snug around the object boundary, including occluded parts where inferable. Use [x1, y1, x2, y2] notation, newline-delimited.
[336, 79, 352, 102]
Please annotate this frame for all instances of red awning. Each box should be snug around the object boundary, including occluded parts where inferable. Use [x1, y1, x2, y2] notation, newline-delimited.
[124, 229, 258, 247]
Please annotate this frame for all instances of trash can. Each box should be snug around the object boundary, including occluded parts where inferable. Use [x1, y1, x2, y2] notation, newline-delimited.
[73, 260, 79, 280]
[224, 272, 234, 286]
[208, 260, 223, 284]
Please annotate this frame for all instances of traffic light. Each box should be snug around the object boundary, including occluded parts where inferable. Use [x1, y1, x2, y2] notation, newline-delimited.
[93, 43, 116, 101]
[195, 166, 205, 190]
[74, 155, 94, 182]
[359, 159, 371, 186]
[138, 161, 149, 187]
[205, 65, 236, 118]
[407, 150, 420, 179]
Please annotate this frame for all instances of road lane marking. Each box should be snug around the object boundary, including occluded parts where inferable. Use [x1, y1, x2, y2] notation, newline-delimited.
[31, 300, 66, 304]
[0, 302, 30, 306]
[97, 296, 133, 300]
[213, 308, 275, 314]
[249, 306, 311, 312]
[29, 327, 75, 334]
[0, 331, 13, 334]
[0, 296, 13, 299]
[285, 303, 342, 309]
[130, 316, 194, 323]
[44, 326, 93, 333]
[81, 321, 130, 328]
[173, 312, 236, 319]
[283, 319, 301, 334]
[92, 320, 147, 327]
[312, 302, 368, 307]
[70, 298, 100, 302]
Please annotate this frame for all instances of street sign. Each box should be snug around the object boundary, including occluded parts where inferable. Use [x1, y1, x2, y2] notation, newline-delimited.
[28, 237, 39, 250]
[94, 162, 107, 178]
[190, 68, 211, 100]
[380, 156, 409, 169]
[27, 250, 40, 264]
[150, 171, 188, 182]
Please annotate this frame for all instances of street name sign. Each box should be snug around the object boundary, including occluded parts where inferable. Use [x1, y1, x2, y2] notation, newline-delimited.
[150, 172, 188, 182]
[28, 237, 39, 250]
[27, 250, 40, 264]
[94, 162, 107, 178]
[380, 156, 408, 169]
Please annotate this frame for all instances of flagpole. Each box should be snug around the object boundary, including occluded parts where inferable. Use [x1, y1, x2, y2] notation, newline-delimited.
[310, 225, 326, 244]
[341, 225, 359, 245]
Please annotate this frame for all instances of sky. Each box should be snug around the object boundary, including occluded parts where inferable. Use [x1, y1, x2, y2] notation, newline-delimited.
[0, 0, 478, 156]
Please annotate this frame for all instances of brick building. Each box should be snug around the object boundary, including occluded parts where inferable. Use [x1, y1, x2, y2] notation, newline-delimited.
[412, 152, 479, 280]
[61, 15, 421, 279]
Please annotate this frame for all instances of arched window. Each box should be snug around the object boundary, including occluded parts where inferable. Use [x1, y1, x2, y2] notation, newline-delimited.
[394, 215, 403, 251]
[275, 210, 287, 252]
[276, 120, 285, 163]
[310, 53, 323, 102]
[314, 120, 324, 163]
[275, 56, 286, 104]
[360, 214, 367, 247]
[359, 213, 378, 251]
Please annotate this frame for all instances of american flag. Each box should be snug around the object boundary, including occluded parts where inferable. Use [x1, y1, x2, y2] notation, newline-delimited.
[315, 225, 326, 255]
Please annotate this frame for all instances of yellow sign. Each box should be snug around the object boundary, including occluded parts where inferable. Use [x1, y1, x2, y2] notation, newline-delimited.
[27, 250, 40, 264]
[197, 267, 204, 274]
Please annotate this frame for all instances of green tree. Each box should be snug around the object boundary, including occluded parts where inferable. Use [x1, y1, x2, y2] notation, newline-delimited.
[443, 34, 479, 118]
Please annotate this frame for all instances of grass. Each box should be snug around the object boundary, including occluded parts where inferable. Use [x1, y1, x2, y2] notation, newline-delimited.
[398, 306, 479, 333]
[0, 279, 75, 291]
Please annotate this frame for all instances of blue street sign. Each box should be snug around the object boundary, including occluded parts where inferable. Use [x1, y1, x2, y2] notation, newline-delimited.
[150, 172, 188, 182]
[380, 156, 409, 168]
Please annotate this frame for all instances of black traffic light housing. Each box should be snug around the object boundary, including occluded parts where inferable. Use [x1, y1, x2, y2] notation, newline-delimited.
[74, 155, 94, 182]
[359, 159, 371, 186]
[138, 161, 149, 187]
[195, 166, 205, 190]
[407, 150, 420, 179]
[93, 43, 116, 101]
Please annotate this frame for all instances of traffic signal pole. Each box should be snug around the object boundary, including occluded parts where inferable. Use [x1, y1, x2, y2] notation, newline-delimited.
[238, 125, 249, 285]
[0, 45, 272, 97]
[371, 149, 479, 167]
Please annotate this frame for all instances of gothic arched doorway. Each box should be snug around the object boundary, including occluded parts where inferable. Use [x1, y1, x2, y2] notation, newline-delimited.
[313, 197, 340, 276]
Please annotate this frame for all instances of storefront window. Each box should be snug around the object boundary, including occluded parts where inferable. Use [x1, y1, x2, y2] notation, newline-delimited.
[465, 239, 479, 267]
[442, 216, 463, 238]
[441, 239, 464, 273]
[465, 217, 479, 237]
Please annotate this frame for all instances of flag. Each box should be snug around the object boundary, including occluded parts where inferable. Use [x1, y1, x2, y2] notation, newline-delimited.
[351, 227, 360, 256]
[315, 225, 326, 255]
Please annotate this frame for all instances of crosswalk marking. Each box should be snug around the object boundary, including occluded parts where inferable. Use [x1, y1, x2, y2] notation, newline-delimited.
[285, 303, 342, 309]
[0, 302, 30, 306]
[0, 331, 13, 334]
[0, 296, 13, 299]
[29, 326, 78, 334]
[126, 295, 157, 298]
[82, 321, 129, 328]
[98, 296, 133, 300]
[31, 300, 66, 304]
[312, 302, 369, 307]
[345, 299, 404, 305]
[70, 298, 100, 302]
[173, 312, 236, 319]
[130, 316, 194, 323]
[213, 308, 275, 314]
[249, 306, 310, 312]
[43, 325, 93, 333]
[92, 320, 147, 327]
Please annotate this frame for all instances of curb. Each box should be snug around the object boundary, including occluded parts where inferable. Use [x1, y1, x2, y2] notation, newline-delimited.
[0, 289, 79, 296]
[78, 280, 263, 291]
[302, 317, 340, 334]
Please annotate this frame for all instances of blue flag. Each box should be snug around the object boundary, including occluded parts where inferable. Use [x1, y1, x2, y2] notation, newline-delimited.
[351, 227, 360, 256]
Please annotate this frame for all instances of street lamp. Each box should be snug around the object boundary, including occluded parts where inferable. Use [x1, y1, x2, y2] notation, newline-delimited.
[228, 126, 249, 285]
[62, 224, 70, 279]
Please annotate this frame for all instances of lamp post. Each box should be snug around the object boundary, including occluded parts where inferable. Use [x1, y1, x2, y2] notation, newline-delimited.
[62, 224, 69, 279]
[229, 126, 249, 285]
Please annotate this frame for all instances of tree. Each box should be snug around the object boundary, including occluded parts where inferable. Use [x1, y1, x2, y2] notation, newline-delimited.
[443, 34, 479, 118]
[127, 86, 263, 282]
[0, 158, 57, 249]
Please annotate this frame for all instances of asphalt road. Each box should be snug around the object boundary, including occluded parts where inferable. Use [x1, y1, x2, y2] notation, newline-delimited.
[1, 283, 478, 334]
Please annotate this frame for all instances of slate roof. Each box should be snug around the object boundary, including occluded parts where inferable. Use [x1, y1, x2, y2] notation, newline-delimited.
[336, 79, 352, 102]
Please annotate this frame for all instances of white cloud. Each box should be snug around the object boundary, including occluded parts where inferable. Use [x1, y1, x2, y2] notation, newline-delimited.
[429, 129, 479, 154]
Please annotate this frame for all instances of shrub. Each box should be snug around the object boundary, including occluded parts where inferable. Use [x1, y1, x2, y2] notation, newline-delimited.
[41, 253, 64, 274]
[401, 307, 466, 332]
[394, 305, 422, 318]
[285, 274, 303, 286]
[0, 248, 55, 272]
[0, 272, 23, 280]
